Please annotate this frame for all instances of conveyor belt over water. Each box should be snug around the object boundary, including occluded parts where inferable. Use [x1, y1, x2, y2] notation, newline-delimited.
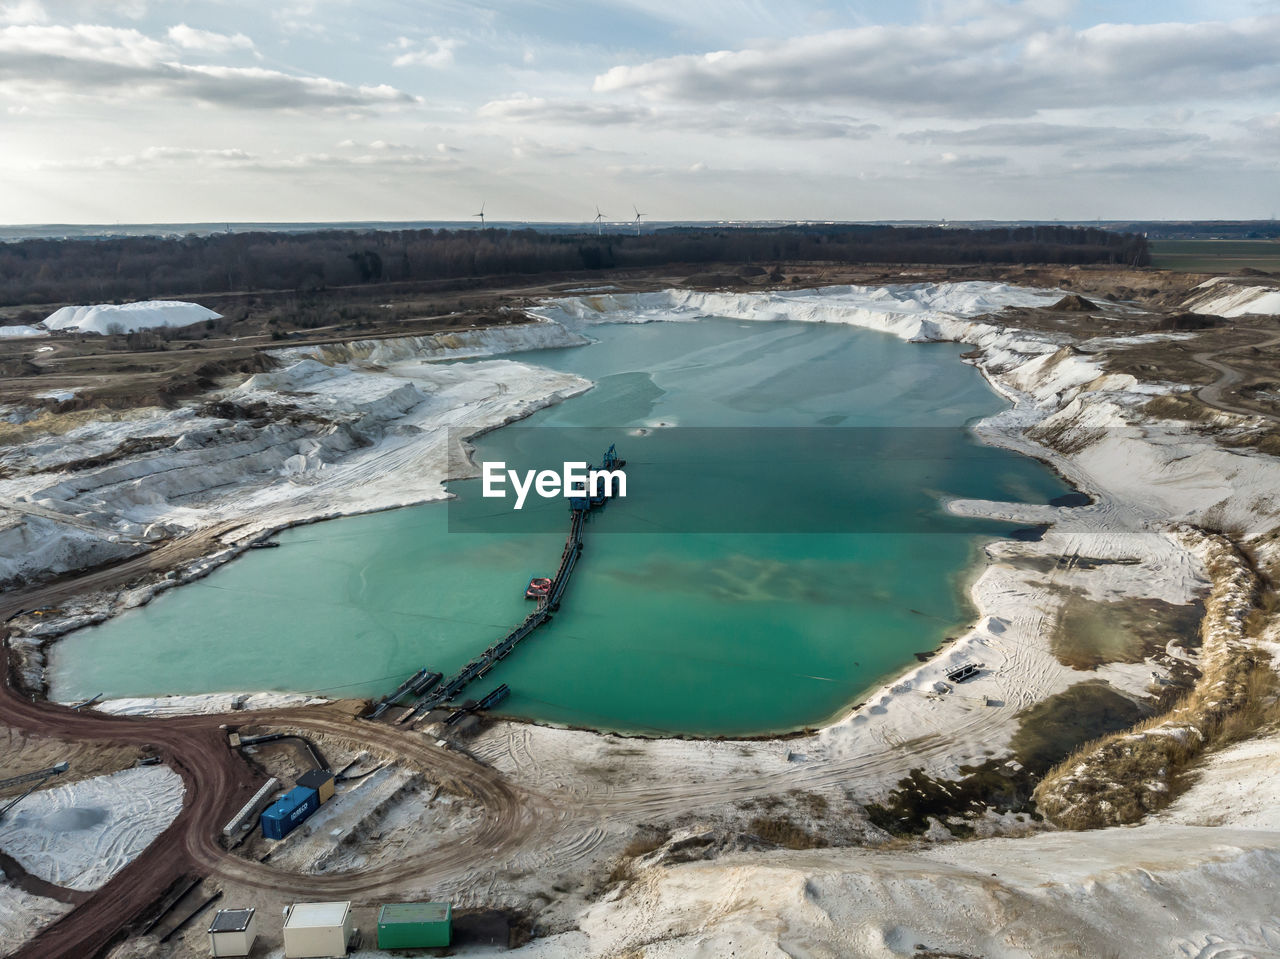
[368, 667, 438, 719]
[398, 448, 623, 723]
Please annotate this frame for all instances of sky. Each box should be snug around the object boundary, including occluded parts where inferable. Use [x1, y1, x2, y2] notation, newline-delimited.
[1, 0, 1278, 224]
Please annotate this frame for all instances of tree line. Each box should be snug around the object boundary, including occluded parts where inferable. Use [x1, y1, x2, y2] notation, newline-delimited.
[0, 224, 1149, 308]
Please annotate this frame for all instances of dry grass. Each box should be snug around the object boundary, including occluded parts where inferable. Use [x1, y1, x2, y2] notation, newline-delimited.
[1029, 419, 1106, 455]
[1144, 394, 1218, 424]
[622, 832, 670, 859]
[607, 829, 671, 886]
[1034, 530, 1279, 829]
[788, 789, 830, 817]
[747, 815, 827, 850]
[1220, 428, 1280, 457]
[0, 406, 143, 447]
[1246, 590, 1280, 637]
[1253, 432, 1280, 456]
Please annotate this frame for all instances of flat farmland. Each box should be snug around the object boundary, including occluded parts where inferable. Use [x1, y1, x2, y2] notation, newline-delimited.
[1150, 239, 1280, 273]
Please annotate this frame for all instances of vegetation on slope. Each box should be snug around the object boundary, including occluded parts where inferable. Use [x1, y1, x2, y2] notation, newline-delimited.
[1034, 530, 1279, 828]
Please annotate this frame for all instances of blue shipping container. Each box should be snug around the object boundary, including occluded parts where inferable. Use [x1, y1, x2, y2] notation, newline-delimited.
[260, 786, 318, 840]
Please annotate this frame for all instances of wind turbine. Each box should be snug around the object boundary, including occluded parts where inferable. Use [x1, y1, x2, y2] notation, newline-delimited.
[473, 202, 486, 228]
[593, 205, 606, 236]
[632, 204, 646, 235]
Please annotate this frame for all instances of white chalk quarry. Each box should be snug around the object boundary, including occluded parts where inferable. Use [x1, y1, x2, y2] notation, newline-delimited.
[1183, 277, 1280, 317]
[270, 318, 590, 366]
[483, 827, 1280, 959]
[7, 285, 1280, 957]
[0, 320, 592, 590]
[529, 281, 1065, 342]
[43, 300, 221, 335]
[385, 282, 1280, 959]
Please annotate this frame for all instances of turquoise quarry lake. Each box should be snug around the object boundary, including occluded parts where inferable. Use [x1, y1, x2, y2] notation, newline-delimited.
[50, 318, 1071, 735]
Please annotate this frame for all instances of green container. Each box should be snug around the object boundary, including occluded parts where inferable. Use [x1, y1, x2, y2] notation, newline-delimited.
[376, 902, 451, 949]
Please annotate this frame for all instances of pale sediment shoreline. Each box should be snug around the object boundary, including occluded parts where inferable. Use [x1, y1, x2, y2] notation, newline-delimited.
[13, 280, 1250, 767]
[438, 283, 1280, 958]
[6, 281, 1280, 958]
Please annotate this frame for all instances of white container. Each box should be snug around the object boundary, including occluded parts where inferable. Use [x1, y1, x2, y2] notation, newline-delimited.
[283, 901, 354, 958]
[208, 908, 258, 957]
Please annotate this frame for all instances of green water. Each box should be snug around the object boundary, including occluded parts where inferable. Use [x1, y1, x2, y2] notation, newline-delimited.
[49, 319, 1071, 735]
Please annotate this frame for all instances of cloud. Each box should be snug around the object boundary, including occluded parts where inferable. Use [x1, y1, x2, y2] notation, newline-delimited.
[166, 24, 255, 56]
[926, 0, 1075, 26]
[590, 14, 1280, 118]
[510, 136, 583, 160]
[0, 0, 46, 25]
[338, 138, 414, 151]
[251, 151, 459, 171]
[391, 35, 459, 69]
[479, 94, 877, 139]
[904, 151, 1009, 171]
[36, 146, 259, 170]
[271, 1, 329, 38]
[34, 144, 460, 173]
[480, 95, 649, 125]
[0, 23, 417, 110]
[899, 122, 1210, 153]
[1245, 112, 1280, 139]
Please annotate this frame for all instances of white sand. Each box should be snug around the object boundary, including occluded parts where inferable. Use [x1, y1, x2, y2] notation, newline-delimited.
[90, 692, 328, 716]
[0, 325, 48, 338]
[24, 284, 1276, 775]
[1183, 276, 1280, 317]
[0, 883, 70, 956]
[0, 321, 592, 590]
[529, 281, 1066, 341]
[9, 284, 1280, 956]
[427, 283, 1280, 959]
[268, 318, 589, 365]
[0, 765, 184, 891]
[485, 826, 1280, 959]
[499, 284, 1277, 787]
[42, 300, 221, 335]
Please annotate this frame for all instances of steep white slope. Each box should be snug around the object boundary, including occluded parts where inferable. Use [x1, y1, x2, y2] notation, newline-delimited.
[530, 282, 1064, 342]
[270, 319, 589, 365]
[1183, 277, 1280, 317]
[0, 344, 591, 590]
[496, 827, 1280, 959]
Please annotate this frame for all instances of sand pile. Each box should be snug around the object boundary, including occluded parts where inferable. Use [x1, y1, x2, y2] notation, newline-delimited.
[1048, 293, 1097, 311]
[43, 301, 220, 335]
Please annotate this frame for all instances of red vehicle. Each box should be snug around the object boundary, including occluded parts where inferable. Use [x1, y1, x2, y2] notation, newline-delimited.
[525, 577, 552, 600]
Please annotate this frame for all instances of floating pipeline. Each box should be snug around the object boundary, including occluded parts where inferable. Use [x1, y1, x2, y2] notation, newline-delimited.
[395, 446, 627, 723]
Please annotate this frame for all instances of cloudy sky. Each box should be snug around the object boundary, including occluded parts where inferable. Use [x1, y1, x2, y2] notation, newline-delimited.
[2, 0, 1278, 224]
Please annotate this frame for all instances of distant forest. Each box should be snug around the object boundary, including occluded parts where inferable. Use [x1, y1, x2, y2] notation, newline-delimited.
[1111, 221, 1280, 240]
[0, 224, 1149, 308]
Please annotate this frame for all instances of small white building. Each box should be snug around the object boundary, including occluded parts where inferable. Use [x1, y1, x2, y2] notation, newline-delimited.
[208, 907, 258, 958]
[283, 901, 355, 958]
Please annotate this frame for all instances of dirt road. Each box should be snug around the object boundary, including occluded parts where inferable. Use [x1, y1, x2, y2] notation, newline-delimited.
[0, 643, 542, 958]
[0, 521, 248, 628]
[1192, 331, 1280, 422]
[1, 654, 258, 959]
